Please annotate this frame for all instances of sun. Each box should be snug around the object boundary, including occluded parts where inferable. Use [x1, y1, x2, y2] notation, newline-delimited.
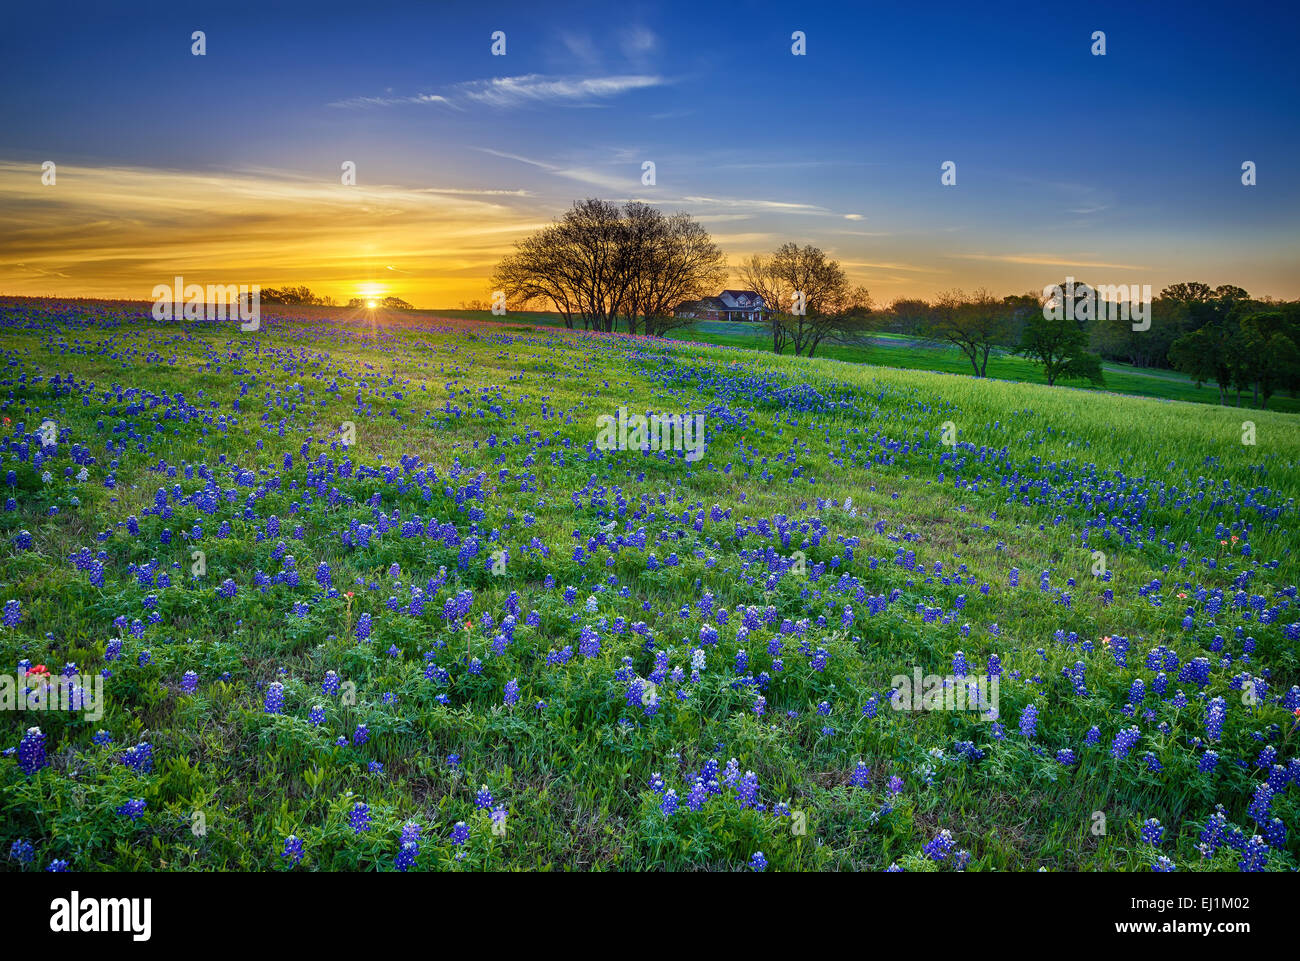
[366, 300, 377, 309]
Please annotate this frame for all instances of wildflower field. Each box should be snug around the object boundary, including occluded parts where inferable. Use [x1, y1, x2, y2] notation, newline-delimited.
[2, 298, 1298, 873]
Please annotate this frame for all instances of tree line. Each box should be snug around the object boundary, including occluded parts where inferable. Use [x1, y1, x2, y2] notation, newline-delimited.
[881, 282, 1300, 405]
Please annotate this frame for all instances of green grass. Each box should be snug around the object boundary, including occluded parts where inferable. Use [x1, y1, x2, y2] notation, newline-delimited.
[434, 310, 1300, 413]
[0, 299, 1296, 873]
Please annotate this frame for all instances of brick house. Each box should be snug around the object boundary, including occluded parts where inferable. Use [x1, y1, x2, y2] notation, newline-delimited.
[673, 289, 769, 322]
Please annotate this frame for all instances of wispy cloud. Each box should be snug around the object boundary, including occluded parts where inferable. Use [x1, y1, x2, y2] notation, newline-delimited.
[951, 253, 1149, 271]
[327, 93, 456, 109]
[473, 148, 633, 192]
[331, 74, 667, 111]
[456, 74, 665, 107]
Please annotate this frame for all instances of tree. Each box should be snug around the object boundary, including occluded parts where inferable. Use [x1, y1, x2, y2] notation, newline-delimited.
[618, 206, 727, 337]
[492, 199, 723, 335]
[262, 285, 334, 306]
[1238, 311, 1300, 409]
[1166, 285, 1255, 404]
[737, 252, 791, 354]
[927, 288, 1012, 377]
[887, 298, 931, 336]
[1042, 278, 1097, 330]
[1015, 313, 1105, 386]
[738, 243, 856, 357]
[1169, 318, 1235, 404]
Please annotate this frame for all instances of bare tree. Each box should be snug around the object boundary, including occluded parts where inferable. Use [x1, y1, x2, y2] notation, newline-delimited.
[928, 287, 1011, 377]
[739, 243, 855, 356]
[738, 252, 791, 354]
[492, 199, 723, 335]
[620, 207, 727, 337]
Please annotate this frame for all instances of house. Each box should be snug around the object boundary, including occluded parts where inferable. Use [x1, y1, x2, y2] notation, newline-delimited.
[673, 289, 769, 322]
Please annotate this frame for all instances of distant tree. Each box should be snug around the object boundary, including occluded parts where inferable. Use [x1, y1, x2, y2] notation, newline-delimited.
[887, 298, 931, 336]
[927, 288, 1012, 377]
[460, 298, 491, 311]
[1041, 279, 1098, 330]
[738, 243, 856, 357]
[1166, 285, 1256, 404]
[261, 285, 334, 306]
[381, 296, 413, 309]
[1160, 281, 1216, 305]
[1015, 313, 1104, 386]
[737, 252, 791, 353]
[1169, 317, 1235, 404]
[1238, 311, 1300, 408]
[811, 284, 874, 357]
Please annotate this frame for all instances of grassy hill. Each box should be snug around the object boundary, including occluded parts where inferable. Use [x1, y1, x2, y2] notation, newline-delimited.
[1, 298, 1296, 871]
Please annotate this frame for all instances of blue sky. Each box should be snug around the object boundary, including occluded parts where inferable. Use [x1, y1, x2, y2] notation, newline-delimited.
[1, 0, 1296, 305]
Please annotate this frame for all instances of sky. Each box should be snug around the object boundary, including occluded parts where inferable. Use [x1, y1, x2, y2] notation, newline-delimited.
[1, 0, 1297, 308]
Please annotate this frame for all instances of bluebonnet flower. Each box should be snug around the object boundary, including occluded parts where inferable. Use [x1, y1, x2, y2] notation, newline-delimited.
[322, 671, 339, 696]
[1152, 856, 1176, 872]
[1205, 696, 1227, 741]
[660, 788, 679, 816]
[282, 835, 304, 865]
[3, 599, 22, 628]
[9, 839, 35, 864]
[352, 723, 369, 746]
[349, 802, 371, 833]
[749, 851, 768, 871]
[117, 798, 147, 821]
[849, 762, 871, 787]
[264, 681, 284, 714]
[1141, 818, 1164, 845]
[1019, 704, 1039, 738]
[1111, 726, 1141, 760]
[308, 705, 325, 726]
[475, 785, 494, 810]
[1238, 835, 1268, 872]
[450, 821, 470, 845]
[504, 678, 520, 707]
[923, 829, 956, 861]
[18, 727, 47, 775]
[396, 821, 421, 871]
[685, 777, 708, 811]
[181, 670, 199, 694]
[735, 770, 759, 808]
[46, 859, 71, 872]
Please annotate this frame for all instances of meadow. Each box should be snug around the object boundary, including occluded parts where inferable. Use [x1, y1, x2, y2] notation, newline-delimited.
[438, 309, 1300, 414]
[1, 297, 1297, 872]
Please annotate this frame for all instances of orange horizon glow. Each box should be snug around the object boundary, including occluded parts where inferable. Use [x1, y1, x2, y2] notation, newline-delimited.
[3, 160, 1299, 310]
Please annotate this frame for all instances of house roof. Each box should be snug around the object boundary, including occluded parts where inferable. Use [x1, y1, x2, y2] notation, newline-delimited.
[673, 291, 769, 314]
[717, 290, 765, 309]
